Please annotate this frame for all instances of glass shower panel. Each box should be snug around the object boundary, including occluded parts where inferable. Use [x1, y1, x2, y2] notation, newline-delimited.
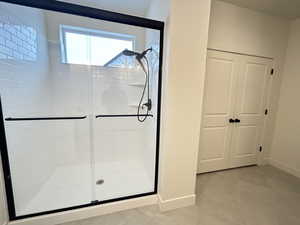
[4, 120, 92, 216]
[0, 2, 92, 217]
[91, 24, 160, 201]
[93, 117, 156, 201]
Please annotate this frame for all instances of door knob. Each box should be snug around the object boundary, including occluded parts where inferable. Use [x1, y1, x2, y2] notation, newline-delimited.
[229, 118, 235, 123]
[235, 119, 241, 123]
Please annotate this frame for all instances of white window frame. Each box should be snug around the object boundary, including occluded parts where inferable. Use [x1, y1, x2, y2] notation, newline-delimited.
[59, 24, 136, 65]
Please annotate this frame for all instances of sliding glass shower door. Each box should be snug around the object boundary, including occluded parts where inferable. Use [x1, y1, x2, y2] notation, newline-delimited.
[92, 67, 158, 201]
[0, 0, 163, 220]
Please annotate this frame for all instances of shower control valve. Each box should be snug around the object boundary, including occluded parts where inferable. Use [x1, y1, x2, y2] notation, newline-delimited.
[143, 99, 152, 111]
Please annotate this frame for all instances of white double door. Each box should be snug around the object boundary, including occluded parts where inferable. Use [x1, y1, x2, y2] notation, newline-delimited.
[197, 50, 273, 173]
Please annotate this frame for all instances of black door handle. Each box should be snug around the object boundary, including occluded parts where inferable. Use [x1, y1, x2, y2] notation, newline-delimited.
[235, 119, 241, 123]
[229, 118, 241, 123]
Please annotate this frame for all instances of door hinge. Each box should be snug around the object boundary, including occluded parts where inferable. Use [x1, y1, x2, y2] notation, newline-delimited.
[259, 146, 262, 152]
[270, 68, 274, 75]
[265, 109, 268, 115]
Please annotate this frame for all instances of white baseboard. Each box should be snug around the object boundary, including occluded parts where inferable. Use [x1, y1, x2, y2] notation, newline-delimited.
[268, 158, 300, 178]
[158, 194, 195, 211]
[9, 195, 157, 225]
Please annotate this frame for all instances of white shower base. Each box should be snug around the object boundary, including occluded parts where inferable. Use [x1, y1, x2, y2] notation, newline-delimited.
[17, 160, 153, 216]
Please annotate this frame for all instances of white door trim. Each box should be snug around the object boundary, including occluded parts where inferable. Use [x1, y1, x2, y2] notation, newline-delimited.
[257, 61, 274, 165]
[207, 48, 274, 60]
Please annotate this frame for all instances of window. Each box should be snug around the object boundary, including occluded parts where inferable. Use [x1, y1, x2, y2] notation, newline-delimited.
[60, 25, 135, 67]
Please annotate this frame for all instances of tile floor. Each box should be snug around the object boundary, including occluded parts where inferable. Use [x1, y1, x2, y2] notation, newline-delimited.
[59, 165, 300, 225]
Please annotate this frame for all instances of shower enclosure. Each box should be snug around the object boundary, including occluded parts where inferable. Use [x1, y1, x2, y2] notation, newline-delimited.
[0, 0, 163, 220]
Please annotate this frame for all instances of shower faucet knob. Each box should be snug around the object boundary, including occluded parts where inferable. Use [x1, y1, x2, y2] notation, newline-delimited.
[143, 99, 152, 111]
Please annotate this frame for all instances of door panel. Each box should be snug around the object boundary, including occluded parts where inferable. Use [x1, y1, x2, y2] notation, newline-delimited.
[201, 128, 227, 160]
[198, 51, 239, 173]
[199, 127, 230, 172]
[230, 56, 272, 168]
[203, 55, 235, 115]
[240, 63, 268, 114]
[235, 126, 258, 156]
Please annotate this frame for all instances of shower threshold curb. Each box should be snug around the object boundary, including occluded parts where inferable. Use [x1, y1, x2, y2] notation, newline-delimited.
[8, 195, 158, 225]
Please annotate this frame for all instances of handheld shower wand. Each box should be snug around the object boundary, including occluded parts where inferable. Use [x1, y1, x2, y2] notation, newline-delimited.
[122, 48, 153, 122]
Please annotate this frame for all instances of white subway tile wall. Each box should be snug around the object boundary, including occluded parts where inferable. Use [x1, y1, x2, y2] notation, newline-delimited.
[0, 13, 37, 61]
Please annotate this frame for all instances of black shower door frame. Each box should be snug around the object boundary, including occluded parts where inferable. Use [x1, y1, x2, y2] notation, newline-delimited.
[0, 0, 164, 220]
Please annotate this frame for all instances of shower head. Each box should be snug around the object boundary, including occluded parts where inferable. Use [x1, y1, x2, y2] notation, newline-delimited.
[122, 49, 139, 57]
[122, 48, 152, 73]
[122, 48, 152, 60]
